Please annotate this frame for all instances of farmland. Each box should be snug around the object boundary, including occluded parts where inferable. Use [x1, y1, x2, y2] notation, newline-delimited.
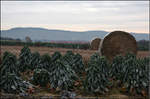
[0, 45, 149, 99]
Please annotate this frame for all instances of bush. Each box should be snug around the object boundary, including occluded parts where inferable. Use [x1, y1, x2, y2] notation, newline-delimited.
[0, 51, 19, 76]
[111, 53, 149, 96]
[63, 51, 85, 76]
[121, 57, 148, 95]
[84, 53, 110, 94]
[110, 55, 125, 80]
[32, 69, 50, 87]
[37, 54, 51, 71]
[0, 73, 33, 94]
[71, 53, 85, 76]
[51, 51, 62, 62]
[18, 46, 32, 72]
[30, 52, 41, 70]
[49, 57, 78, 90]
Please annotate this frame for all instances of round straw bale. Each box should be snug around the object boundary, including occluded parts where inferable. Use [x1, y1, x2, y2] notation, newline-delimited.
[99, 31, 137, 61]
[90, 37, 101, 50]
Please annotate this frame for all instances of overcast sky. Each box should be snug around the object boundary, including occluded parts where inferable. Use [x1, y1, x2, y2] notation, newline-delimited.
[1, 1, 149, 33]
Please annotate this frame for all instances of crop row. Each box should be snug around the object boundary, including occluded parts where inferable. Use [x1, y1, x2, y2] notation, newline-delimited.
[0, 46, 149, 97]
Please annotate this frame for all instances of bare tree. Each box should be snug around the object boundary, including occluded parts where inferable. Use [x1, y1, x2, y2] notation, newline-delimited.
[25, 36, 32, 42]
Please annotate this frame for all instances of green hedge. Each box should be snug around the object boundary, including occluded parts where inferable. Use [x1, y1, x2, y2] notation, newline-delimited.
[1, 40, 149, 51]
[1, 41, 90, 50]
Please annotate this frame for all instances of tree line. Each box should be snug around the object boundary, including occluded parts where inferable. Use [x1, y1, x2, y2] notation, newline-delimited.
[0, 37, 149, 51]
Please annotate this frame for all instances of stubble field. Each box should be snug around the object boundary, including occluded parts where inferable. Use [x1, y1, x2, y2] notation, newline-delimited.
[1, 45, 149, 62]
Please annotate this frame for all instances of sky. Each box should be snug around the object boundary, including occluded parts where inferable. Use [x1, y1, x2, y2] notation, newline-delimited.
[1, 1, 149, 33]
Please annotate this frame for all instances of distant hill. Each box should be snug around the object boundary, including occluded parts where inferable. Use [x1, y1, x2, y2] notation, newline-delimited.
[1, 27, 149, 41]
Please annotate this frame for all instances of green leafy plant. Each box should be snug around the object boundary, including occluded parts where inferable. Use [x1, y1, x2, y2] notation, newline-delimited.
[30, 52, 41, 70]
[32, 69, 50, 87]
[121, 58, 148, 95]
[110, 53, 137, 83]
[84, 53, 110, 94]
[18, 46, 32, 72]
[65, 51, 74, 57]
[63, 51, 85, 76]
[49, 57, 78, 90]
[113, 53, 149, 96]
[140, 57, 149, 94]
[124, 52, 136, 60]
[121, 53, 137, 83]
[0, 51, 19, 76]
[71, 53, 85, 76]
[51, 51, 62, 62]
[110, 55, 125, 80]
[63, 51, 75, 66]
[2, 51, 10, 61]
[37, 54, 51, 70]
[0, 73, 33, 94]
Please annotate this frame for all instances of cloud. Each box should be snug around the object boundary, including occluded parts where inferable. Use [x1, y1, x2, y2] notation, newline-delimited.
[1, 1, 149, 33]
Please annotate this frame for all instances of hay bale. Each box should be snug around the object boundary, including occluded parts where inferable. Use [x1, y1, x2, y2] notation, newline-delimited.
[90, 37, 101, 50]
[99, 31, 137, 61]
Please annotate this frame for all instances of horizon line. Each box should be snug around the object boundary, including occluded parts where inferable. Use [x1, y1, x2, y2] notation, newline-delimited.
[1, 26, 149, 34]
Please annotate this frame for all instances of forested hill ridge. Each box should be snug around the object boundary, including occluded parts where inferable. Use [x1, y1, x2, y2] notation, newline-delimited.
[1, 27, 149, 41]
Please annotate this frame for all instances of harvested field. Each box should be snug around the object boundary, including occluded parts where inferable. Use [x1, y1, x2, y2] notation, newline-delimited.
[1, 45, 149, 62]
